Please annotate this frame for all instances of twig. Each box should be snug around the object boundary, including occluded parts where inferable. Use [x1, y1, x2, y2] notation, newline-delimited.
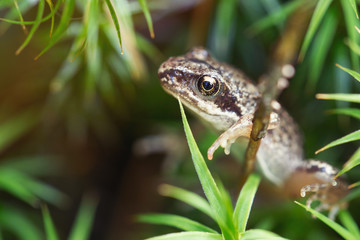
[239, 5, 312, 188]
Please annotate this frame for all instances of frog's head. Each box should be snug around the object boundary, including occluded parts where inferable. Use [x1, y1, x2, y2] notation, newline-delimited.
[158, 47, 260, 131]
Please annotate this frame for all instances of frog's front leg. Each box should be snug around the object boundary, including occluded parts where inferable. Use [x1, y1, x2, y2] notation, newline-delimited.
[207, 112, 280, 160]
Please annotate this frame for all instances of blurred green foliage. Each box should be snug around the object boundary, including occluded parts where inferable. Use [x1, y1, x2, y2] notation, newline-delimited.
[0, 0, 360, 239]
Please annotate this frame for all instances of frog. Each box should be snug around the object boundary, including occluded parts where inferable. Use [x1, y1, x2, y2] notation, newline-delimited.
[158, 47, 348, 219]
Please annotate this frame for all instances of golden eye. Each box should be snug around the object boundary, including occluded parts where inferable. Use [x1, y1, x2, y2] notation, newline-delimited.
[197, 76, 220, 96]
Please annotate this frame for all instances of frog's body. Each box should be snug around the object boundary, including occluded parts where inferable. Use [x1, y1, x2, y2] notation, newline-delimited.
[158, 48, 348, 218]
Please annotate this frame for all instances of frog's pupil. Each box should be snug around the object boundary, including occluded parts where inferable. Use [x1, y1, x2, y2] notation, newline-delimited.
[203, 80, 213, 90]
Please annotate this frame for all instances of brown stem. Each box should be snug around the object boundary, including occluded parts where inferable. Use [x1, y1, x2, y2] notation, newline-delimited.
[239, 5, 312, 188]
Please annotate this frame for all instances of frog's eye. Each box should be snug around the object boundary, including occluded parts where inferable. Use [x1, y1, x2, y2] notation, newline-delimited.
[197, 75, 221, 96]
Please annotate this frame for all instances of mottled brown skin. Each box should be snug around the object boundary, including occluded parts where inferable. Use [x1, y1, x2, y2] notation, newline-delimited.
[158, 47, 348, 217]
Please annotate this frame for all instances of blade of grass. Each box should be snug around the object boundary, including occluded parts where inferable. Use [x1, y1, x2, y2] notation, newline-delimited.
[346, 38, 360, 55]
[68, 194, 98, 240]
[35, 0, 75, 60]
[42, 205, 60, 240]
[343, 186, 360, 202]
[138, 214, 218, 233]
[315, 130, 360, 154]
[336, 64, 360, 83]
[336, 147, 360, 177]
[13, 0, 27, 33]
[146, 231, 222, 240]
[45, 0, 54, 37]
[15, 0, 45, 55]
[316, 93, 360, 103]
[0, 0, 61, 25]
[348, 181, 360, 188]
[0, 204, 42, 240]
[341, 0, 360, 71]
[347, 0, 359, 18]
[137, 0, 154, 38]
[158, 184, 215, 221]
[179, 99, 236, 240]
[299, 0, 333, 61]
[105, 0, 123, 53]
[307, 9, 337, 90]
[338, 210, 360, 238]
[329, 108, 360, 120]
[241, 229, 287, 240]
[0, 169, 38, 206]
[249, 0, 305, 34]
[233, 174, 261, 233]
[295, 201, 355, 240]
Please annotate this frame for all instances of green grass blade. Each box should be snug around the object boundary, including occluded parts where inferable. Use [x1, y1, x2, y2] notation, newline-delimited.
[307, 9, 337, 90]
[0, 0, 61, 25]
[336, 147, 360, 177]
[158, 184, 215, 220]
[343, 187, 360, 202]
[315, 129, 360, 154]
[329, 108, 360, 120]
[146, 231, 222, 240]
[347, 0, 359, 18]
[15, 0, 45, 55]
[349, 181, 360, 188]
[249, 0, 305, 34]
[338, 210, 360, 238]
[233, 174, 261, 233]
[42, 205, 60, 240]
[68, 194, 98, 240]
[341, 0, 360, 70]
[45, 0, 55, 37]
[35, 0, 75, 60]
[295, 201, 355, 240]
[299, 0, 333, 60]
[0, 169, 37, 206]
[137, 0, 154, 38]
[0, 204, 42, 240]
[105, 0, 123, 53]
[179, 99, 236, 240]
[241, 229, 287, 240]
[0, 108, 39, 153]
[138, 214, 218, 233]
[336, 64, 360, 83]
[316, 93, 360, 103]
[346, 38, 360, 55]
[13, 0, 26, 33]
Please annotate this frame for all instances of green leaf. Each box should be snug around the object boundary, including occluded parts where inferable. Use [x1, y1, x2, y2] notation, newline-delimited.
[295, 201, 355, 240]
[0, 108, 39, 153]
[146, 231, 222, 240]
[307, 9, 337, 90]
[316, 93, 360, 103]
[0, 204, 42, 240]
[249, 0, 305, 34]
[343, 187, 360, 202]
[341, 0, 360, 71]
[316, 130, 360, 154]
[105, 0, 123, 53]
[68, 194, 98, 240]
[299, 0, 333, 60]
[45, 0, 55, 37]
[13, 0, 26, 33]
[338, 210, 360, 238]
[349, 181, 360, 188]
[233, 174, 261, 233]
[138, 214, 218, 233]
[347, 0, 359, 18]
[158, 184, 215, 221]
[241, 229, 287, 240]
[336, 147, 360, 177]
[329, 108, 360, 120]
[42, 205, 60, 240]
[179, 99, 236, 240]
[16, 0, 45, 55]
[336, 64, 360, 83]
[35, 0, 75, 60]
[137, 0, 154, 38]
